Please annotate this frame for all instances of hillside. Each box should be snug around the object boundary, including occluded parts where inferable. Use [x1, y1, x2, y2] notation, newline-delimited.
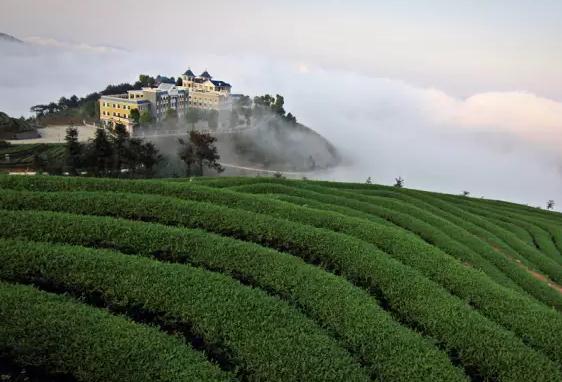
[222, 119, 340, 171]
[0, 175, 562, 381]
[0, 33, 23, 44]
[0, 143, 64, 172]
[0, 112, 40, 140]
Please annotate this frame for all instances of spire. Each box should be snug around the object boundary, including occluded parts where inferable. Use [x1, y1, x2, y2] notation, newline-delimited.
[200, 69, 212, 79]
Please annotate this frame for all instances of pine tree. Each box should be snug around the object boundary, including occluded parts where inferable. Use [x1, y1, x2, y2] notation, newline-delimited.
[64, 126, 82, 175]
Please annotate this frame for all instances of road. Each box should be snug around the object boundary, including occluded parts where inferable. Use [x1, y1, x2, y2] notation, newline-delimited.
[220, 162, 309, 176]
[133, 125, 257, 139]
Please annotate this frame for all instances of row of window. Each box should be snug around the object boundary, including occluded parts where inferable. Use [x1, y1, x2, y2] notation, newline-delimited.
[101, 102, 132, 110]
[101, 111, 128, 118]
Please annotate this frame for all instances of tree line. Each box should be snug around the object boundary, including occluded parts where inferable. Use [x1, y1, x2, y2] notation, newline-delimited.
[33, 124, 223, 178]
[29, 74, 163, 118]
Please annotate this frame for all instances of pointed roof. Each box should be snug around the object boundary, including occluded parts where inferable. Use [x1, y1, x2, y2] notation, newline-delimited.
[184, 68, 195, 77]
[211, 80, 231, 87]
[200, 70, 212, 79]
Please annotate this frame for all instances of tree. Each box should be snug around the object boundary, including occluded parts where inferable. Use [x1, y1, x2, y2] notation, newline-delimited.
[137, 74, 156, 88]
[139, 110, 153, 125]
[178, 130, 223, 176]
[365, 177, 372, 184]
[285, 112, 297, 124]
[178, 137, 196, 177]
[140, 141, 162, 176]
[110, 123, 130, 174]
[191, 130, 224, 176]
[47, 102, 59, 114]
[207, 110, 219, 130]
[64, 126, 82, 175]
[394, 176, 404, 188]
[273, 171, 285, 179]
[88, 128, 113, 176]
[462, 191, 470, 197]
[547, 200, 555, 210]
[272, 94, 286, 116]
[58, 96, 69, 110]
[175, 77, 183, 86]
[130, 109, 140, 127]
[233, 95, 252, 126]
[30, 104, 48, 117]
[69, 95, 79, 108]
[186, 108, 200, 129]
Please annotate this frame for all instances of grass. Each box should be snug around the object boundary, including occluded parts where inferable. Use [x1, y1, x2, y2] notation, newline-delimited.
[0, 174, 561, 381]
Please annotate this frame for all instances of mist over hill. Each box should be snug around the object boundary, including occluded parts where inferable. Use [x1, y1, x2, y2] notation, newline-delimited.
[0, 32, 23, 44]
[0, 33, 561, 208]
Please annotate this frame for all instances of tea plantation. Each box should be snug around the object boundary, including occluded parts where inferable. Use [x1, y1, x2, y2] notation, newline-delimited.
[1, 175, 562, 381]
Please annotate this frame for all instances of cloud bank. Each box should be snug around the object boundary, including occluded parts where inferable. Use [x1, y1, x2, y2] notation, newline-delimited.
[0, 39, 560, 209]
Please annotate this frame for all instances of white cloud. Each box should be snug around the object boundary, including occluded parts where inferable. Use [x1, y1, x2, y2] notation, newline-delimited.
[0, 42, 560, 208]
[21, 36, 126, 54]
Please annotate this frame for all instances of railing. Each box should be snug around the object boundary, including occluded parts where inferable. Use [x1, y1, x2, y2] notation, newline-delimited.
[132, 125, 257, 138]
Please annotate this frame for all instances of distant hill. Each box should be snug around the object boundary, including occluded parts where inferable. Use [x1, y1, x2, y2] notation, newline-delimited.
[0, 112, 40, 140]
[0, 32, 24, 44]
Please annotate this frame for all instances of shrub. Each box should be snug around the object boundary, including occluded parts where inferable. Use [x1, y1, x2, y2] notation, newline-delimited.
[0, 281, 230, 382]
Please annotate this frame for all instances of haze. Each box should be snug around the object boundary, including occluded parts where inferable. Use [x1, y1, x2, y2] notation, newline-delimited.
[1, 0, 561, 209]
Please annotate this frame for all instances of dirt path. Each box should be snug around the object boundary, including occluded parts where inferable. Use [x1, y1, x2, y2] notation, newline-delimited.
[489, 243, 562, 294]
[219, 162, 310, 176]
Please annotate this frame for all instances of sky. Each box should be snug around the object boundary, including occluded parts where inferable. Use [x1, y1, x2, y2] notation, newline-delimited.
[1, 0, 562, 208]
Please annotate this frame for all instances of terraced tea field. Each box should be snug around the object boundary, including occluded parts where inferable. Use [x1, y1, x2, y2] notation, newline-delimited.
[1, 175, 562, 381]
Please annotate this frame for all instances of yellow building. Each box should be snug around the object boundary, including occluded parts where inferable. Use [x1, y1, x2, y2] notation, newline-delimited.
[180, 69, 232, 110]
[99, 95, 150, 132]
[99, 83, 188, 131]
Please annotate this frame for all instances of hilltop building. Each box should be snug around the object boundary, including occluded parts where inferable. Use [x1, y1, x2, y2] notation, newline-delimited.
[99, 83, 188, 131]
[180, 69, 232, 110]
[99, 68, 232, 130]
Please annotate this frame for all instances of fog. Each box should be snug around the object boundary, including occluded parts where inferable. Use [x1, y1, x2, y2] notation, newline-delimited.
[1, 38, 561, 210]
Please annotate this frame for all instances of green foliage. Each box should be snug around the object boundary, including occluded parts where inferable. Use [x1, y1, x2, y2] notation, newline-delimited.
[129, 109, 140, 126]
[139, 110, 153, 125]
[0, 182, 559, 381]
[252, 94, 297, 124]
[86, 127, 113, 176]
[0, 280, 230, 382]
[64, 126, 82, 175]
[0, 237, 368, 382]
[2, 175, 562, 381]
[56, 125, 161, 178]
[0, 217, 464, 381]
[178, 130, 223, 176]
